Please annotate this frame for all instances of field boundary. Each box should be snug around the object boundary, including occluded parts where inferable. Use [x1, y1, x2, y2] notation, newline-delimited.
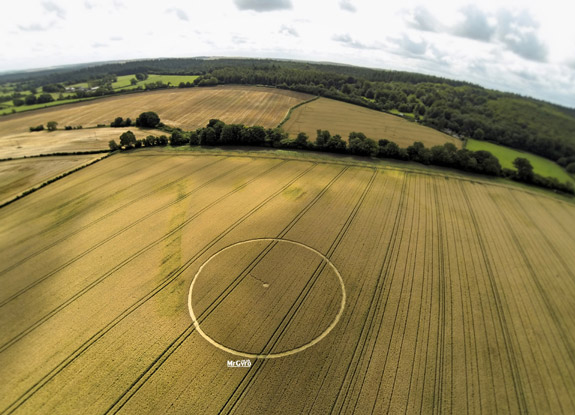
[0, 152, 114, 209]
[277, 96, 320, 129]
[0, 150, 111, 163]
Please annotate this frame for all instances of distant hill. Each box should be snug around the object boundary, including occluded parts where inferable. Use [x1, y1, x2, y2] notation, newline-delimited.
[1, 57, 573, 163]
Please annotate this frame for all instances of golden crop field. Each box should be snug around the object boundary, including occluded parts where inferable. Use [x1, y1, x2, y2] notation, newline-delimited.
[0, 86, 312, 140]
[0, 128, 162, 158]
[0, 155, 102, 205]
[0, 149, 574, 414]
[283, 97, 461, 148]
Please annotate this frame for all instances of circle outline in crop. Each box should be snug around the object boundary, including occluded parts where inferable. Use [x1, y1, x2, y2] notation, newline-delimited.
[187, 238, 346, 359]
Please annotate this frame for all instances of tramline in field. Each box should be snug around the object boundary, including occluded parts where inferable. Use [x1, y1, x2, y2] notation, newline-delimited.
[0, 149, 574, 414]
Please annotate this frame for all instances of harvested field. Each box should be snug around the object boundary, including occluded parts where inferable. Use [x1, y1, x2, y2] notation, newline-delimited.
[0, 86, 312, 140]
[283, 97, 461, 148]
[0, 128, 161, 158]
[0, 155, 102, 205]
[0, 149, 574, 414]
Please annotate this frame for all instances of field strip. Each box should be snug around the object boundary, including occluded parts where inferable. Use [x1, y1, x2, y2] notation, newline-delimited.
[150, 149, 575, 207]
[459, 181, 528, 413]
[328, 173, 408, 413]
[212, 170, 379, 413]
[372, 173, 421, 414]
[461, 183, 503, 411]
[0, 155, 147, 233]
[488, 191, 575, 411]
[0, 153, 110, 209]
[403, 177, 434, 413]
[107, 167, 375, 413]
[461, 183, 514, 412]
[433, 178, 448, 414]
[299, 170, 401, 414]
[440, 178, 474, 413]
[103, 166, 361, 413]
[0, 162, 322, 415]
[528, 192, 575, 256]
[511, 193, 575, 298]
[0, 157, 226, 278]
[0, 154, 219, 254]
[0, 158, 237, 305]
[0, 154, 180, 250]
[355, 174, 416, 414]
[477, 185, 574, 412]
[0, 159, 292, 353]
[475, 187, 551, 411]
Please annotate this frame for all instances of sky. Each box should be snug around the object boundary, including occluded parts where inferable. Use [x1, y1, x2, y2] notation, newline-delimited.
[2, 0, 575, 108]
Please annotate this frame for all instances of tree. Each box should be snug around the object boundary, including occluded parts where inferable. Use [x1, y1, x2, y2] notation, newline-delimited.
[119, 130, 137, 148]
[348, 132, 377, 156]
[220, 124, 243, 144]
[325, 134, 347, 153]
[130, 78, 138, 85]
[13, 98, 24, 107]
[566, 162, 575, 174]
[47, 121, 58, 131]
[135, 73, 148, 81]
[25, 95, 37, 105]
[207, 119, 225, 138]
[315, 129, 331, 148]
[135, 111, 160, 128]
[170, 130, 188, 146]
[37, 93, 54, 104]
[108, 140, 119, 151]
[189, 131, 200, 145]
[513, 157, 534, 182]
[111, 117, 124, 127]
[201, 127, 218, 145]
[294, 132, 309, 148]
[473, 150, 501, 176]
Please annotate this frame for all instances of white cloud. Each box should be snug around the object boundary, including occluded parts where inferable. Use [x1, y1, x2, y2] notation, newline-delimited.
[166, 7, 189, 21]
[234, 0, 292, 12]
[42, 1, 66, 19]
[0, 0, 573, 107]
[339, 0, 356, 13]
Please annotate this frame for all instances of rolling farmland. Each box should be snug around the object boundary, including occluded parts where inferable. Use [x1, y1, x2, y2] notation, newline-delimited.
[0, 155, 103, 205]
[283, 97, 461, 148]
[466, 138, 575, 186]
[0, 128, 162, 158]
[0, 86, 312, 140]
[0, 149, 574, 414]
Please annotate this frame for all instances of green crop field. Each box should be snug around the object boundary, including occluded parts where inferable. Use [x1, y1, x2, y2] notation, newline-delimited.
[113, 74, 199, 90]
[466, 138, 575, 185]
[0, 98, 99, 116]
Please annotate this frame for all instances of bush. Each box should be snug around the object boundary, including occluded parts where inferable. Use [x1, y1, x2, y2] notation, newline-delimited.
[189, 131, 200, 145]
[37, 93, 54, 104]
[108, 140, 119, 151]
[135, 111, 160, 128]
[119, 131, 137, 148]
[29, 125, 44, 132]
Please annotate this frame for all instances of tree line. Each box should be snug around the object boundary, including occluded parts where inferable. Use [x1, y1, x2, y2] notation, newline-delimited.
[5, 58, 573, 169]
[109, 113, 574, 195]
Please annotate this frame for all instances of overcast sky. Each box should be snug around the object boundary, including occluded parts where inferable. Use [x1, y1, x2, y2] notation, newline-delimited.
[3, 0, 575, 107]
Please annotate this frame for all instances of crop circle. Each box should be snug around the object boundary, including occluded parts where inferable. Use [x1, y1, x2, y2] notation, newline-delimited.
[187, 238, 346, 359]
